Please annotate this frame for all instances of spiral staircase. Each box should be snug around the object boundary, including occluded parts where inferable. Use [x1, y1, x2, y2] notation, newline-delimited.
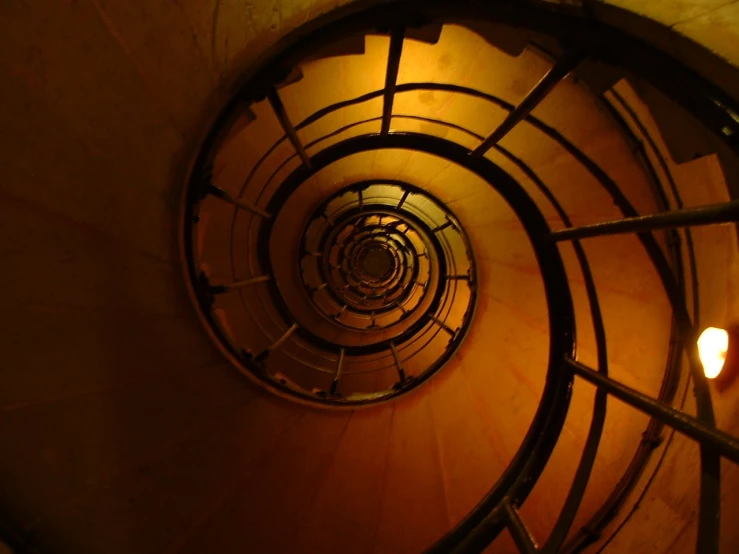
[2, 1, 739, 553]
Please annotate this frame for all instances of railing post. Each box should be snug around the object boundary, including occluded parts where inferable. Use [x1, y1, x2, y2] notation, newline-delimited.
[390, 341, 407, 383]
[381, 27, 405, 135]
[472, 49, 583, 156]
[329, 348, 345, 396]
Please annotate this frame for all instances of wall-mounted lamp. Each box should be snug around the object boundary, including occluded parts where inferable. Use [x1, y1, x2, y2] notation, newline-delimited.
[698, 327, 729, 379]
[697, 326, 738, 388]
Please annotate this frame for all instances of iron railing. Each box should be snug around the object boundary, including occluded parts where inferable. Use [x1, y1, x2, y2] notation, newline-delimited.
[182, 1, 739, 552]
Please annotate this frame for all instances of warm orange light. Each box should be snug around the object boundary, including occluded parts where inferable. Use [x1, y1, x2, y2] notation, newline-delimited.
[697, 327, 730, 379]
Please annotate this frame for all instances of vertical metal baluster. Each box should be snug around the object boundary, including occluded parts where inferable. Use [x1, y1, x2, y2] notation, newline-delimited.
[381, 27, 406, 135]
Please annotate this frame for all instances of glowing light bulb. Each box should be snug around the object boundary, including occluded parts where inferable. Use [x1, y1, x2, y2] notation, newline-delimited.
[697, 327, 730, 379]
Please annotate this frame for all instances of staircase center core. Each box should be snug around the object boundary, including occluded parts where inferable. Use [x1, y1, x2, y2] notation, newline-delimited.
[360, 246, 393, 279]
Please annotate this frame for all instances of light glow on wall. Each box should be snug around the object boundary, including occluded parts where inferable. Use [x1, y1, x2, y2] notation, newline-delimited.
[697, 327, 730, 379]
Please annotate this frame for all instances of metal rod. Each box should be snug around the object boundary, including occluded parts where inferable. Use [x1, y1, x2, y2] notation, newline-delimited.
[472, 49, 583, 156]
[502, 499, 538, 554]
[550, 200, 739, 242]
[446, 274, 470, 281]
[397, 189, 410, 210]
[390, 341, 407, 382]
[565, 358, 739, 463]
[206, 184, 271, 218]
[312, 282, 328, 292]
[329, 348, 345, 395]
[431, 220, 453, 233]
[358, 188, 364, 211]
[220, 275, 271, 292]
[381, 27, 405, 135]
[334, 305, 347, 320]
[267, 323, 299, 354]
[267, 87, 312, 169]
[429, 315, 455, 336]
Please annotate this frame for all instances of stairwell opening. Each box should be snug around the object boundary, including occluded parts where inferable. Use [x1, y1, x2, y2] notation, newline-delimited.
[176, 1, 739, 552]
